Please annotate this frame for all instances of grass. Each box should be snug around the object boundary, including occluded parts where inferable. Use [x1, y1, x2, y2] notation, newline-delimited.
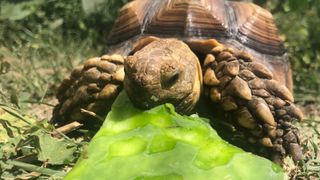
[0, 35, 102, 115]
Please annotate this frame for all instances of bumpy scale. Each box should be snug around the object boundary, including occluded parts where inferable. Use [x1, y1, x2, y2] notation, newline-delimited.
[54, 39, 303, 163]
[55, 55, 125, 124]
[200, 39, 303, 162]
[53, 0, 304, 164]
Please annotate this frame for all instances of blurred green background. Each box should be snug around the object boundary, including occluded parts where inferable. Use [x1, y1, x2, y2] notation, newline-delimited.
[0, 0, 319, 108]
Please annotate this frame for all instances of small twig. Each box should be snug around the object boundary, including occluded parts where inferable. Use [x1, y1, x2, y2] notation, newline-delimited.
[51, 121, 83, 138]
[5, 160, 66, 177]
[80, 108, 105, 122]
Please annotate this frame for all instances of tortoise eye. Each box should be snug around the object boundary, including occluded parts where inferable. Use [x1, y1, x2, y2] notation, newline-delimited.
[161, 69, 180, 88]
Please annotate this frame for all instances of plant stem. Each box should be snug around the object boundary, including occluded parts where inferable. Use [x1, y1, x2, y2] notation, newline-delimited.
[5, 160, 66, 177]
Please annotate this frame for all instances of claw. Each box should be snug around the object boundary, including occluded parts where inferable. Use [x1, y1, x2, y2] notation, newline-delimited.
[226, 76, 252, 100]
[248, 98, 276, 127]
[98, 84, 119, 100]
[221, 96, 238, 111]
[224, 60, 240, 76]
[101, 55, 110, 60]
[84, 57, 100, 69]
[252, 89, 270, 98]
[187, 39, 221, 54]
[215, 61, 227, 72]
[57, 78, 72, 98]
[235, 51, 253, 62]
[108, 54, 125, 64]
[248, 78, 265, 89]
[217, 51, 233, 62]
[235, 107, 257, 129]
[251, 126, 263, 137]
[98, 61, 117, 73]
[209, 87, 221, 102]
[73, 86, 91, 102]
[239, 69, 255, 81]
[283, 131, 298, 144]
[113, 67, 125, 82]
[203, 54, 215, 67]
[87, 83, 101, 93]
[273, 97, 286, 109]
[100, 73, 112, 82]
[275, 110, 287, 117]
[83, 68, 101, 82]
[210, 45, 224, 55]
[204, 68, 220, 86]
[247, 62, 273, 79]
[219, 75, 233, 88]
[265, 80, 294, 102]
[289, 143, 303, 161]
[260, 137, 273, 147]
[86, 100, 105, 113]
[71, 65, 84, 79]
[284, 103, 304, 121]
[265, 125, 277, 138]
[59, 99, 72, 115]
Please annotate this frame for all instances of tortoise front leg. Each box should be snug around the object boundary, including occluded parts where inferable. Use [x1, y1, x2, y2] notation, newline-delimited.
[199, 40, 303, 163]
[52, 55, 125, 126]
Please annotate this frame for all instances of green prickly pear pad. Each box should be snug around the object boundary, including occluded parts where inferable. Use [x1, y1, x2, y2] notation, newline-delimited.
[65, 92, 285, 180]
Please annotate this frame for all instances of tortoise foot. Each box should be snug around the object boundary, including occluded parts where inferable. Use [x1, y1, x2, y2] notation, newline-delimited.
[203, 43, 303, 162]
[53, 55, 125, 124]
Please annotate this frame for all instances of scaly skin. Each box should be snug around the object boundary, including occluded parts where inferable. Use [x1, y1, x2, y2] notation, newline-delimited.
[197, 39, 303, 163]
[53, 55, 124, 126]
[53, 39, 303, 163]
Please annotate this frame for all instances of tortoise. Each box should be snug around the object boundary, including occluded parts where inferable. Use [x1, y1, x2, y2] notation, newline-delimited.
[53, 0, 304, 164]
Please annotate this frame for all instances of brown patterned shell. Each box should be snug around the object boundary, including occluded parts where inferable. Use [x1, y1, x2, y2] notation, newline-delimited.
[108, 0, 292, 90]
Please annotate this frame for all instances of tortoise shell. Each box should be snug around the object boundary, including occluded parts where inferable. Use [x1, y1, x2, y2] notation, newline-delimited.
[53, 0, 304, 163]
[108, 0, 292, 91]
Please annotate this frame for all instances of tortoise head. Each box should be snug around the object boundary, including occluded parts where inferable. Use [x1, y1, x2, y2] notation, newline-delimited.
[124, 39, 202, 113]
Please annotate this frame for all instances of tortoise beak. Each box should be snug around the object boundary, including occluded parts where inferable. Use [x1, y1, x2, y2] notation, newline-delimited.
[124, 39, 202, 113]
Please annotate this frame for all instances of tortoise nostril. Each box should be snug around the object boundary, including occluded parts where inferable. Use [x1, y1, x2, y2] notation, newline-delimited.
[161, 68, 180, 88]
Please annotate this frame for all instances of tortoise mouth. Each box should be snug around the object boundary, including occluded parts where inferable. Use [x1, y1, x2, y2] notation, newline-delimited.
[125, 86, 195, 113]
[124, 70, 201, 114]
[172, 93, 196, 113]
[123, 39, 202, 113]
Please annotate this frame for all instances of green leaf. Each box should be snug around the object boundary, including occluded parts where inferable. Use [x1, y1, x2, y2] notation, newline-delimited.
[65, 91, 285, 180]
[36, 132, 77, 165]
[0, 107, 36, 143]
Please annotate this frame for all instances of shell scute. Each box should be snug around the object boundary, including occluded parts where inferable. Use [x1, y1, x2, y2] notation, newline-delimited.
[230, 2, 285, 55]
[109, 0, 285, 57]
